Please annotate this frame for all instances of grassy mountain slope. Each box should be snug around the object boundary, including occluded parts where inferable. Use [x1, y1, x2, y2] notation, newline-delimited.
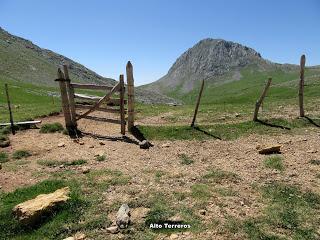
[0, 27, 116, 86]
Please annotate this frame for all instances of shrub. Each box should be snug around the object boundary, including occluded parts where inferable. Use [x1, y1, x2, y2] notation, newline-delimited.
[179, 154, 194, 165]
[40, 122, 64, 133]
[12, 150, 31, 159]
[95, 155, 106, 162]
[0, 134, 10, 148]
[37, 159, 68, 167]
[0, 152, 8, 163]
[65, 159, 87, 166]
[264, 155, 284, 171]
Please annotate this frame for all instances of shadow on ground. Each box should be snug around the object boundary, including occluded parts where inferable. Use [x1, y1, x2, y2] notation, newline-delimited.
[255, 119, 291, 130]
[193, 126, 222, 140]
[304, 116, 320, 128]
[80, 131, 140, 145]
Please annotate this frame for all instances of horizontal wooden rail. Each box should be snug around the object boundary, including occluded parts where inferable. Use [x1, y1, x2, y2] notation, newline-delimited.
[75, 104, 127, 114]
[74, 94, 127, 105]
[0, 120, 41, 126]
[71, 83, 114, 91]
[76, 115, 123, 124]
[74, 93, 101, 101]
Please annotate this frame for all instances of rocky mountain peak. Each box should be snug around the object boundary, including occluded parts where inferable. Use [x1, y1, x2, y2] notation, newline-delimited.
[146, 38, 270, 93]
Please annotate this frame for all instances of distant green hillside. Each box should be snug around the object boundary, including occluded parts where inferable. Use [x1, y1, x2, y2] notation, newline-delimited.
[0, 27, 116, 86]
[0, 79, 61, 122]
[176, 65, 320, 106]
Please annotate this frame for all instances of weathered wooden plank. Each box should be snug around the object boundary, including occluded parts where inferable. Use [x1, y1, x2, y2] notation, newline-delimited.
[74, 94, 127, 105]
[76, 115, 122, 124]
[119, 74, 126, 135]
[71, 83, 114, 91]
[76, 82, 121, 120]
[74, 93, 102, 101]
[126, 61, 135, 131]
[0, 120, 41, 126]
[75, 104, 126, 114]
[253, 78, 272, 121]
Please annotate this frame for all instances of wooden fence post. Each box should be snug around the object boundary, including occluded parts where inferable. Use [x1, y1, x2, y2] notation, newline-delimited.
[253, 77, 272, 121]
[126, 61, 134, 132]
[63, 65, 77, 128]
[299, 54, 306, 117]
[4, 83, 15, 135]
[56, 68, 72, 129]
[119, 74, 126, 135]
[191, 79, 205, 127]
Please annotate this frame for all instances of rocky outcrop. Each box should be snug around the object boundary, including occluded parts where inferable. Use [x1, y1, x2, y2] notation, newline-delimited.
[143, 38, 277, 94]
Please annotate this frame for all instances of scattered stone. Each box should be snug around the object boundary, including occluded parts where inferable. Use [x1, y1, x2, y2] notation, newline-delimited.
[79, 141, 84, 145]
[0, 163, 2, 170]
[258, 145, 281, 155]
[235, 113, 241, 117]
[59, 164, 65, 169]
[81, 167, 91, 174]
[106, 225, 119, 234]
[161, 143, 170, 148]
[169, 233, 179, 239]
[116, 204, 131, 229]
[94, 151, 105, 157]
[74, 232, 86, 240]
[12, 187, 70, 225]
[63, 237, 74, 240]
[99, 141, 105, 145]
[199, 209, 206, 215]
[58, 142, 65, 147]
[89, 145, 94, 148]
[139, 140, 151, 149]
[307, 149, 317, 153]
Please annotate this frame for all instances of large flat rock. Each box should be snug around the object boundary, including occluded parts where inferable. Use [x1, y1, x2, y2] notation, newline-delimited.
[12, 187, 70, 225]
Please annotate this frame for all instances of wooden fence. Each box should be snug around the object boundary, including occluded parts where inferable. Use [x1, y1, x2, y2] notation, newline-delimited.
[55, 61, 135, 136]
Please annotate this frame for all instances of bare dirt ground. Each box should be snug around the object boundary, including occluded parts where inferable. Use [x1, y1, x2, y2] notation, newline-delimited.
[1, 112, 320, 239]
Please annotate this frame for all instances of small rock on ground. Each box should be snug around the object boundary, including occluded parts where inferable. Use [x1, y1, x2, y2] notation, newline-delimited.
[58, 142, 65, 147]
[106, 225, 119, 234]
[169, 233, 179, 239]
[81, 167, 91, 174]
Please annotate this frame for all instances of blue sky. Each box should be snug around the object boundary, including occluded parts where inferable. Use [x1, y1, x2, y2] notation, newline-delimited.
[1, 0, 319, 85]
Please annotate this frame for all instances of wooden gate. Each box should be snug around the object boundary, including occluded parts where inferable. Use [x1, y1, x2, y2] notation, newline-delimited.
[55, 62, 134, 136]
